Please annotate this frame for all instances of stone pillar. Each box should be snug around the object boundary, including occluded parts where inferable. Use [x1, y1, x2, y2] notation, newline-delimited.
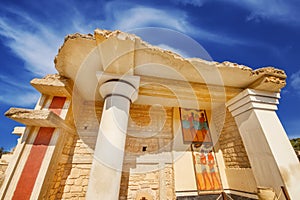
[226, 89, 300, 199]
[86, 72, 140, 200]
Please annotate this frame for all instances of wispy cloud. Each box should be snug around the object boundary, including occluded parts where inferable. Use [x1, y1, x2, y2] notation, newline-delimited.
[0, 5, 98, 76]
[0, 0, 291, 108]
[0, 6, 63, 107]
[0, 89, 40, 107]
[171, 0, 209, 7]
[157, 44, 190, 58]
[102, 1, 246, 46]
[105, 4, 190, 33]
[0, 0, 255, 81]
[0, 13, 59, 76]
[290, 70, 300, 94]
[171, 0, 300, 25]
[0, 75, 39, 107]
[0, 4, 98, 107]
[231, 0, 300, 24]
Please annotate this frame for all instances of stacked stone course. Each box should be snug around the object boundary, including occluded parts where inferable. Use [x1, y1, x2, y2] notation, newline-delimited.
[219, 109, 251, 168]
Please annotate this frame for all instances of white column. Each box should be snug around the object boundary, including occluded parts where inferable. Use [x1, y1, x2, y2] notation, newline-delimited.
[86, 72, 140, 200]
[226, 89, 300, 199]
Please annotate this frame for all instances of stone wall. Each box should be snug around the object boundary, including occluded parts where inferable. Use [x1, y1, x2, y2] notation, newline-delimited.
[0, 154, 13, 189]
[120, 104, 175, 200]
[127, 104, 173, 153]
[219, 109, 251, 168]
[45, 102, 175, 199]
[73, 100, 104, 150]
[125, 163, 174, 200]
[45, 99, 100, 200]
[218, 109, 257, 195]
[0, 160, 8, 188]
[46, 136, 94, 200]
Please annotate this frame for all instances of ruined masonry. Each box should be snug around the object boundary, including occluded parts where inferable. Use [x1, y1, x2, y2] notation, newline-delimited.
[0, 29, 300, 200]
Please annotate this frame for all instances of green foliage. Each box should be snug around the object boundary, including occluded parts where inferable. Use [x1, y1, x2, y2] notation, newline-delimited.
[290, 138, 300, 151]
[0, 147, 4, 158]
[0, 147, 9, 158]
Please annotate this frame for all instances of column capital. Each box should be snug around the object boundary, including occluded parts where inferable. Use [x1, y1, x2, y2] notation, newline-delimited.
[96, 71, 140, 103]
[226, 89, 280, 117]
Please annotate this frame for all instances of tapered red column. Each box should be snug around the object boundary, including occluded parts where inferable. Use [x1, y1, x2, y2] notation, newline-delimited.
[226, 89, 300, 200]
[86, 72, 140, 200]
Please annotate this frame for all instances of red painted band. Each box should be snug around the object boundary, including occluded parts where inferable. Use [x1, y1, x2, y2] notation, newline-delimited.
[49, 96, 66, 115]
[12, 96, 66, 199]
[12, 127, 54, 200]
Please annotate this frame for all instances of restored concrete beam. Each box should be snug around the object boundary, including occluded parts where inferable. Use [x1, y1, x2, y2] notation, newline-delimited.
[5, 108, 74, 134]
[54, 29, 286, 103]
[30, 74, 73, 97]
[226, 89, 300, 199]
[11, 126, 26, 136]
[248, 74, 286, 92]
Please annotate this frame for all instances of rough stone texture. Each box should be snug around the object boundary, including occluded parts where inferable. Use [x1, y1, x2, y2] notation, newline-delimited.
[5, 108, 53, 119]
[44, 99, 101, 200]
[218, 109, 251, 168]
[119, 104, 175, 200]
[55, 29, 287, 106]
[0, 153, 13, 189]
[46, 135, 75, 200]
[3, 29, 291, 199]
[126, 168, 160, 200]
[127, 104, 173, 152]
[123, 164, 175, 200]
[34, 93, 92, 200]
[0, 160, 8, 188]
[73, 102, 173, 154]
[73, 100, 104, 150]
[5, 108, 74, 133]
[30, 74, 73, 97]
[50, 102, 175, 199]
[3, 95, 254, 199]
[46, 136, 93, 200]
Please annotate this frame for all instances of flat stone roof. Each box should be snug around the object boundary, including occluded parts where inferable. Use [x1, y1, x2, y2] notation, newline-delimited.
[54, 29, 286, 102]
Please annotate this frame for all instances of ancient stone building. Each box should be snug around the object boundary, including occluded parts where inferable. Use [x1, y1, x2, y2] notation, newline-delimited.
[0, 29, 299, 200]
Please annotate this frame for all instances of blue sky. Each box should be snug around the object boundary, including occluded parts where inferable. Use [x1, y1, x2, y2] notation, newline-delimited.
[0, 0, 300, 150]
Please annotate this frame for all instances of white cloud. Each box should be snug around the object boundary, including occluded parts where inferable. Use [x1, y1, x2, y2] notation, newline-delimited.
[0, 75, 40, 107]
[0, 90, 40, 107]
[0, 0, 249, 80]
[110, 6, 189, 33]
[167, 0, 209, 7]
[0, 5, 98, 107]
[0, 6, 98, 77]
[171, 0, 300, 24]
[157, 44, 190, 58]
[291, 70, 300, 92]
[102, 3, 246, 46]
[0, 8, 61, 107]
[231, 0, 298, 23]
[0, 15, 59, 76]
[0, 0, 286, 108]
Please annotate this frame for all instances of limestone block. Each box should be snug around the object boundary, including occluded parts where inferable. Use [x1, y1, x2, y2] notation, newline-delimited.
[218, 109, 251, 168]
[70, 185, 82, 192]
[31, 74, 73, 97]
[5, 108, 75, 133]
